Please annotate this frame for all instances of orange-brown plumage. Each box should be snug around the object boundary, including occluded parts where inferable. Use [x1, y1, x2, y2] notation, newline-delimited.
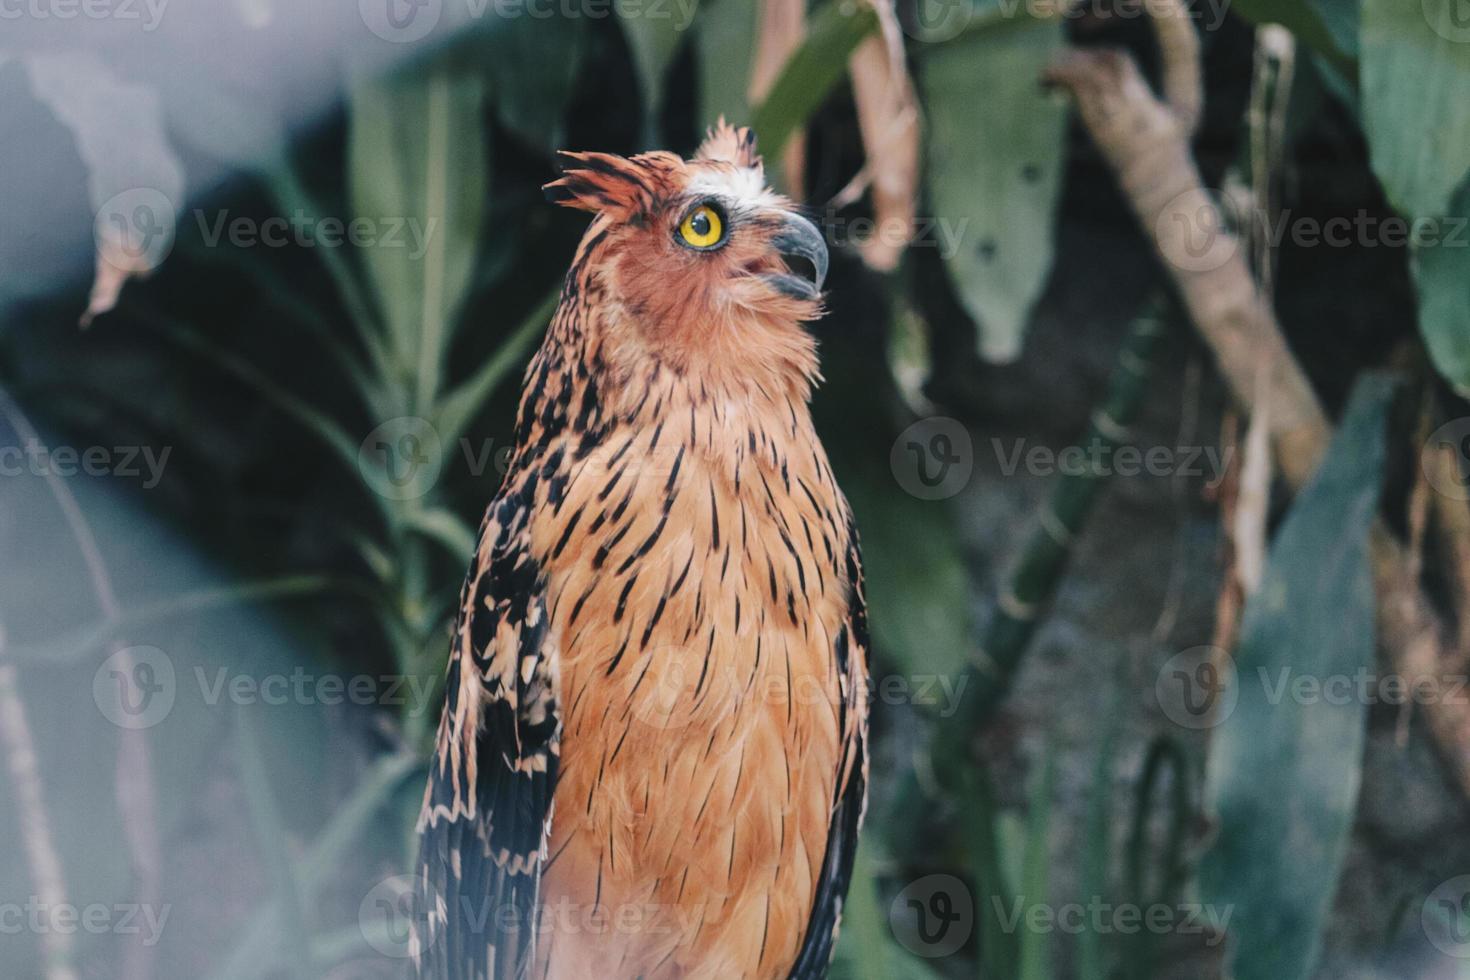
[416, 122, 869, 980]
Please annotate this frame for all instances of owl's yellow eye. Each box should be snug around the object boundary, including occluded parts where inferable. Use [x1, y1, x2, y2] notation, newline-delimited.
[677, 204, 725, 249]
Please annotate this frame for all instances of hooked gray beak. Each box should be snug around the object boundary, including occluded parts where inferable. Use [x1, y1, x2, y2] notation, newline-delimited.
[763, 212, 829, 301]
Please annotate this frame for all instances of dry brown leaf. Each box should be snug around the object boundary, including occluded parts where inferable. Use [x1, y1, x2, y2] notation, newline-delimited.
[848, 0, 919, 271]
[81, 235, 154, 328]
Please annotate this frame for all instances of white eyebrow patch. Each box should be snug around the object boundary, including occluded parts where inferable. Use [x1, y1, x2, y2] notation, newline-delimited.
[685, 166, 779, 210]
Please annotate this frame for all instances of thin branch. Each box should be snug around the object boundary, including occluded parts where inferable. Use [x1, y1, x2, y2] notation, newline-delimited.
[0, 391, 160, 980]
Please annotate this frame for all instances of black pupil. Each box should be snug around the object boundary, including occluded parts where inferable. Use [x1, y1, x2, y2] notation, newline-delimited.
[691, 211, 711, 237]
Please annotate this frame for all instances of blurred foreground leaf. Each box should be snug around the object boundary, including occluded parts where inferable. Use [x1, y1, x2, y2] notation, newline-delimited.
[1198, 375, 1393, 980]
[1409, 175, 1470, 397]
[922, 16, 1067, 362]
[348, 57, 489, 409]
[750, 0, 879, 156]
[1361, 0, 1470, 220]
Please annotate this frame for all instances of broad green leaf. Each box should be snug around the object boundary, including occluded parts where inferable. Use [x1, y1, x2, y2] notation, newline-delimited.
[1411, 174, 1470, 396]
[617, 0, 699, 143]
[695, 0, 758, 127]
[1361, 0, 1470, 219]
[923, 18, 1067, 362]
[488, 15, 587, 151]
[750, 1, 880, 155]
[1199, 375, 1393, 980]
[348, 57, 489, 409]
[434, 287, 559, 448]
[831, 842, 941, 980]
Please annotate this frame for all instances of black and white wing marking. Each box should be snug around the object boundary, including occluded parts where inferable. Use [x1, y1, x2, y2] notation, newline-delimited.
[415, 485, 561, 980]
[789, 525, 871, 979]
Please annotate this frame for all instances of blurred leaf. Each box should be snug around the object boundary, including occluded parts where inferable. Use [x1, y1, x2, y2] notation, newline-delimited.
[348, 57, 489, 408]
[434, 287, 559, 448]
[19, 53, 186, 322]
[1078, 691, 1121, 980]
[404, 507, 478, 563]
[1017, 748, 1054, 980]
[617, 0, 697, 142]
[832, 841, 939, 980]
[963, 763, 1018, 978]
[1199, 375, 1393, 980]
[488, 15, 587, 151]
[841, 473, 972, 679]
[1410, 174, 1470, 396]
[696, 0, 759, 126]
[750, 1, 880, 156]
[923, 17, 1067, 362]
[236, 708, 312, 979]
[210, 751, 421, 980]
[1361, 0, 1470, 219]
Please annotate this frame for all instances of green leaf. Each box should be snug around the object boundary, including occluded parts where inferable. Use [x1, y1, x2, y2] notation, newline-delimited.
[695, 0, 758, 127]
[209, 751, 422, 980]
[1198, 375, 1393, 980]
[831, 842, 941, 980]
[922, 17, 1068, 362]
[750, 1, 880, 156]
[488, 15, 587, 151]
[235, 708, 313, 979]
[404, 507, 479, 563]
[1361, 0, 1470, 219]
[434, 287, 559, 449]
[1411, 173, 1470, 396]
[348, 57, 490, 409]
[1017, 748, 1054, 980]
[617, 0, 699, 142]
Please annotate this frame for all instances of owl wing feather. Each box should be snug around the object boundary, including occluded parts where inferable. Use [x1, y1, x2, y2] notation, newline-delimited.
[416, 482, 561, 980]
[789, 523, 871, 979]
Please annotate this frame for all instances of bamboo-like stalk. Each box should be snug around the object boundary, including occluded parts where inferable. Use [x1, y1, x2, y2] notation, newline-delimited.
[890, 298, 1170, 851]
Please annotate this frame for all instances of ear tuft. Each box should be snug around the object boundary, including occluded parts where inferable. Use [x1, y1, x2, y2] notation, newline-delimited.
[696, 117, 762, 170]
[542, 150, 683, 219]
